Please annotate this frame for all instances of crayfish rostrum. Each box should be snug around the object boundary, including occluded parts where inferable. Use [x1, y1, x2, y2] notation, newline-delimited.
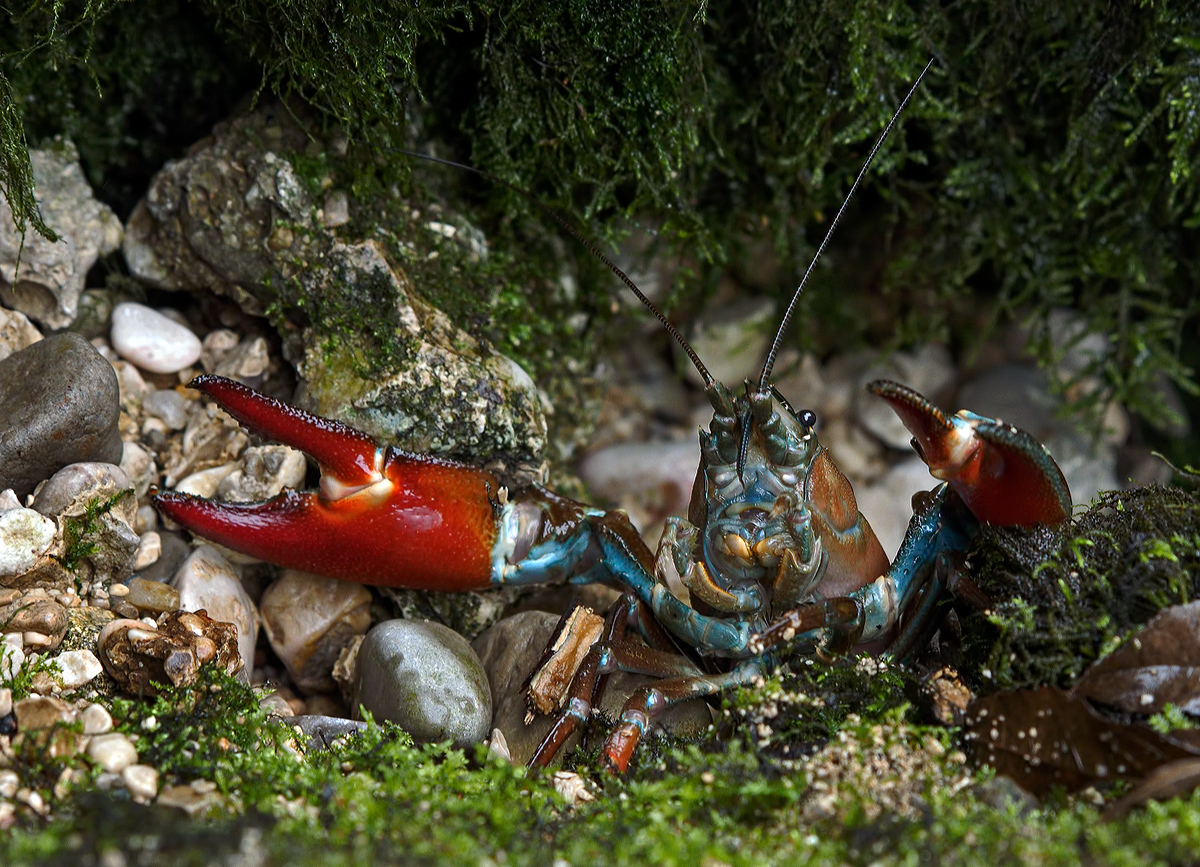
[155, 62, 1071, 771]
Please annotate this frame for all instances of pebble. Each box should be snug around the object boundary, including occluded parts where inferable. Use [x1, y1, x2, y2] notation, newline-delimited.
[0, 687, 11, 718]
[96, 610, 242, 695]
[0, 307, 42, 363]
[0, 508, 57, 578]
[289, 715, 368, 751]
[51, 649, 103, 690]
[133, 532, 162, 570]
[854, 458, 943, 559]
[0, 769, 16, 799]
[171, 545, 258, 679]
[215, 445, 307, 504]
[260, 570, 371, 692]
[122, 764, 159, 802]
[1, 637, 25, 680]
[86, 732, 138, 773]
[132, 531, 192, 584]
[352, 619, 492, 747]
[156, 782, 224, 817]
[856, 344, 957, 450]
[13, 694, 76, 730]
[80, 703, 114, 734]
[119, 442, 157, 499]
[0, 333, 123, 499]
[141, 388, 193, 430]
[110, 302, 203, 374]
[122, 577, 181, 613]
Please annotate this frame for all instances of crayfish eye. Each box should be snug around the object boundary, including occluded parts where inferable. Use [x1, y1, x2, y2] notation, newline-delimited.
[800, 409, 817, 429]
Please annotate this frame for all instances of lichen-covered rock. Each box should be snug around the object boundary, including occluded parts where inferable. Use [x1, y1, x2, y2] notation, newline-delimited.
[0, 334, 123, 500]
[0, 140, 123, 329]
[291, 240, 548, 460]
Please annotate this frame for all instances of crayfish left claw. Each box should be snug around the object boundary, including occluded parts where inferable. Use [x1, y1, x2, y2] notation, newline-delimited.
[867, 379, 1071, 526]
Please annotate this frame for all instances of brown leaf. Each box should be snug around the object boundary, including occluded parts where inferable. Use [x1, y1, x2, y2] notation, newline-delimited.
[1073, 601, 1200, 715]
[964, 686, 1200, 796]
[1101, 757, 1200, 821]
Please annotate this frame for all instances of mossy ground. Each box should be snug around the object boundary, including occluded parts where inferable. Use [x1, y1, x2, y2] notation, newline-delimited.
[4, 664, 1200, 866]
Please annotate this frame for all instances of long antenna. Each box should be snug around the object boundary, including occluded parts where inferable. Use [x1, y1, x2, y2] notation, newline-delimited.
[758, 58, 935, 390]
[394, 150, 715, 388]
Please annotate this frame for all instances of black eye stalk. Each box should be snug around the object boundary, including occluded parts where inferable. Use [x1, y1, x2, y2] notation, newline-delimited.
[800, 409, 817, 429]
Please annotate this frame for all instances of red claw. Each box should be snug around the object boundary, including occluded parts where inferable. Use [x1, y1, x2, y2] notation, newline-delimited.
[868, 380, 1071, 526]
[155, 376, 501, 590]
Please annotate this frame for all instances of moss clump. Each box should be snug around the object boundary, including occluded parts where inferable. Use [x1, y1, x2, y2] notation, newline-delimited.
[961, 485, 1200, 692]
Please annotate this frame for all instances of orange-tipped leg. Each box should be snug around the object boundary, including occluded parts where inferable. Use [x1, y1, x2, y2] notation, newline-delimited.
[867, 379, 1071, 526]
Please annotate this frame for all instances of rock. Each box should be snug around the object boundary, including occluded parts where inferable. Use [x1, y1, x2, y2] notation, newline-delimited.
[260, 570, 372, 692]
[13, 694, 76, 730]
[289, 715, 369, 751]
[681, 297, 775, 388]
[142, 388, 193, 431]
[215, 445, 307, 504]
[856, 344, 957, 450]
[119, 442, 157, 499]
[86, 732, 138, 773]
[0, 687, 10, 719]
[0, 595, 68, 650]
[578, 439, 700, 544]
[123, 576, 181, 614]
[211, 336, 269, 384]
[171, 545, 258, 678]
[96, 610, 242, 695]
[80, 703, 113, 734]
[31, 463, 139, 587]
[132, 531, 192, 585]
[0, 307, 42, 362]
[155, 782, 224, 817]
[199, 329, 240, 374]
[122, 764, 160, 802]
[322, 190, 350, 228]
[133, 532, 162, 570]
[0, 334, 123, 499]
[0, 508, 57, 579]
[110, 302, 203, 374]
[0, 635, 22, 681]
[293, 240, 548, 461]
[50, 649, 103, 690]
[352, 619, 491, 747]
[0, 140, 123, 329]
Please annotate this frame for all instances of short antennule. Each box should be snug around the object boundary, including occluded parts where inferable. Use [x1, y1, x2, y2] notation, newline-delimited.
[758, 58, 936, 391]
[394, 149, 714, 388]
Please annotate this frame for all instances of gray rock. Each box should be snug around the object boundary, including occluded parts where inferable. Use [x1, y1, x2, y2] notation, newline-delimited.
[141, 388, 193, 431]
[215, 445, 307, 504]
[289, 715, 368, 751]
[0, 508, 57, 579]
[31, 463, 131, 518]
[171, 545, 259, 681]
[0, 333, 123, 499]
[0, 141, 123, 329]
[352, 619, 491, 747]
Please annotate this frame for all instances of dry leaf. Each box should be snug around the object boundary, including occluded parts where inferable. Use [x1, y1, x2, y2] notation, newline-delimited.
[1073, 601, 1200, 715]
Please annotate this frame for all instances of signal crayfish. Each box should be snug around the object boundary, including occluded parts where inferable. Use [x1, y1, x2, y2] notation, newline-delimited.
[154, 65, 1073, 772]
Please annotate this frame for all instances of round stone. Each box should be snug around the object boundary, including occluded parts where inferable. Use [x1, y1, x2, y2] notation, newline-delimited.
[352, 619, 491, 747]
[110, 302, 202, 374]
[0, 333, 123, 500]
[0, 508, 57, 578]
[86, 732, 138, 773]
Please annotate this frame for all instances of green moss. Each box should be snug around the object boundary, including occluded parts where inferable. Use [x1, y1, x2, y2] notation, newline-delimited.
[961, 485, 1200, 692]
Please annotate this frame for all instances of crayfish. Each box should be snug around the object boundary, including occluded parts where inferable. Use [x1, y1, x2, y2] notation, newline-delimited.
[154, 62, 1072, 771]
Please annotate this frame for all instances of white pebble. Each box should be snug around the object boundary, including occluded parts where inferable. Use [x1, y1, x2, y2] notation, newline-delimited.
[110, 302, 202, 374]
[0, 640, 24, 681]
[0, 507, 57, 577]
[86, 732, 139, 773]
[0, 687, 10, 718]
[133, 532, 162, 570]
[52, 649, 104, 689]
[80, 703, 114, 734]
[0, 769, 17, 799]
[122, 764, 159, 802]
